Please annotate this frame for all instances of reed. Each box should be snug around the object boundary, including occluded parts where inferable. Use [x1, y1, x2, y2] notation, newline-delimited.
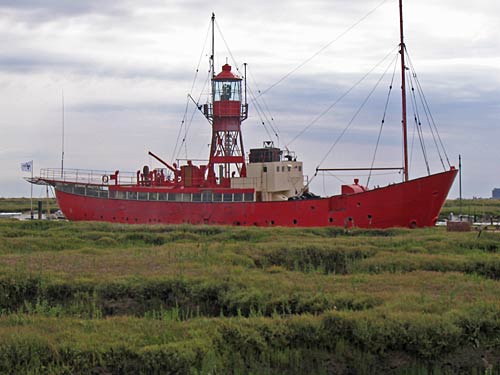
[1, 218, 500, 373]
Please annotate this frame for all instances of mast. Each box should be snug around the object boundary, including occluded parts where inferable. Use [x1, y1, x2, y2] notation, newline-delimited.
[61, 90, 65, 178]
[399, 0, 409, 182]
[211, 13, 215, 81]
[244, 63, 247, 106]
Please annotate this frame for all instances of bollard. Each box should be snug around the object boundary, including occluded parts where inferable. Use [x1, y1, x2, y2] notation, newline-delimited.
[37, 200, 42, 220]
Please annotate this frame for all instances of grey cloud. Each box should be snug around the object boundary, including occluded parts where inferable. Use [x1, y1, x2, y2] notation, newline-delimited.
[1, 0, 498, 198]
[0, 0, 131, 21]
[0, 51, 192, 81]
[69, 100, 184, 115]
[0, 54, 85, 73]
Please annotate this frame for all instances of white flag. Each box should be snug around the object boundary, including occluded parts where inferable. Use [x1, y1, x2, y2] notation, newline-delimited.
[21, 161, 33, 172]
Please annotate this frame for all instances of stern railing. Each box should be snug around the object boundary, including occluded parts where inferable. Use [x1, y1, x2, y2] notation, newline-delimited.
[38, 168, 138, 186]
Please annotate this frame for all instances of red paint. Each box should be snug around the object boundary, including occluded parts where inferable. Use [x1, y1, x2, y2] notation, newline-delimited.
[33, 30, 458, 229]
[54, 169, 457, 228]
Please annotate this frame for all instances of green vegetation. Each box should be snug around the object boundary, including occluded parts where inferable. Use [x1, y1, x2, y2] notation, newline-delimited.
[0, 197, 58, 213]
[441, 198, 500, 221]
[1, 220, 500, 373]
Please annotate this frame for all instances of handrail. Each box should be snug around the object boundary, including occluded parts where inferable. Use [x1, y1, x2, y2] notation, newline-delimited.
[38, 168, 138, 186]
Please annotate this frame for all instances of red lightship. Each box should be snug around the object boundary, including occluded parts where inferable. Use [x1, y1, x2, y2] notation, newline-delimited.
[30, 3, 457, 228]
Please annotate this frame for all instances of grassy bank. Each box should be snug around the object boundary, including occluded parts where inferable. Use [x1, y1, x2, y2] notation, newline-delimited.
[0, 197, 58, 213]
[1, 220, 500, 373]
[441, 198, 500, 221]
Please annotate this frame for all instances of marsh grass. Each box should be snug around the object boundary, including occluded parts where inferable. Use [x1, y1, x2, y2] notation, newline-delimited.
[1, 219, 500, 373]
[441, 198, 500, 220]
[0, 197, 58, 213]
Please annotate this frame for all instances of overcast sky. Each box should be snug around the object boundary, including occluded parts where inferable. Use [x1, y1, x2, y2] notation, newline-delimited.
[1, 0, 499, 199]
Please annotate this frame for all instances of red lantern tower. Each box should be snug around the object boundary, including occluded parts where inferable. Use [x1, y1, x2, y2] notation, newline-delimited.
[203, 15, 248, 186]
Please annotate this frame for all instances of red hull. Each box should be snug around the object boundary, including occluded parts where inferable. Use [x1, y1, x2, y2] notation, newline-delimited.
[54, 169, 457, 228]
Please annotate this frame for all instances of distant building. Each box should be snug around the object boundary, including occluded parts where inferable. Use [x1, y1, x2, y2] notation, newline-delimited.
[493, 188, 500, 199]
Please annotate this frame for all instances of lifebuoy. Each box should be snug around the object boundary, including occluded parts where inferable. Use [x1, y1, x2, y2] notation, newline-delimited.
[102, 175, 109, 184]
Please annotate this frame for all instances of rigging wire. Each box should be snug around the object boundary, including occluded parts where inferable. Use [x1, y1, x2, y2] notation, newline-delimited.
[215, 20, 241, 73]
[322, 171, 348, 184]
[319, 170, 402, 195]
[408, 96, 417, 170]
[181, 72, 212, 161]
[171, 96, 190, 163]
[311, 48, 398, 185]
[254, 0, 392, 100]
[171, 19, 212, 163]
[412, 73, 444, 170]
[248, 83, 279, 144]
[407, 68, 431, 175]
[286, 46, 397, 149]
[249, 89, 275, 142]
[405, 52, 450, 169]
[215, 2, 392, 150]
[214, 20, 279, 146]
[247, 67, 282, 145]
[366, 52, 399, 187]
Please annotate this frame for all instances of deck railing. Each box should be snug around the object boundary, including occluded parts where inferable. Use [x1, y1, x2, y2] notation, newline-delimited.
[38, 168, 138, 186]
